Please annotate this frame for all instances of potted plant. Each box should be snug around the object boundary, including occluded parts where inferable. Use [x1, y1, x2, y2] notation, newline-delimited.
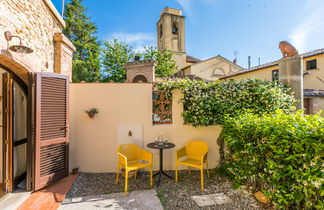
[85, 108, 99, 118]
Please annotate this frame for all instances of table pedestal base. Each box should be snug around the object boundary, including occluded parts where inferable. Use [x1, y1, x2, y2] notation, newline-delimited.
[153, 171, 173, 187]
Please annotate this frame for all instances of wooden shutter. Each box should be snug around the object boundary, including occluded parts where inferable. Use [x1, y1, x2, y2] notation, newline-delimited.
[34, 72, 69, 190]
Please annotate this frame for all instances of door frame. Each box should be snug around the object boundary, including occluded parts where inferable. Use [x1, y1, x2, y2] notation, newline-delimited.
[0, 64, 31, 194]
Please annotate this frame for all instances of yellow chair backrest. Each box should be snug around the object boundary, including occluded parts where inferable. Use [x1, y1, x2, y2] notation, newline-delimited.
[185, 140, 208, 160]
[118, 144, 139, 163]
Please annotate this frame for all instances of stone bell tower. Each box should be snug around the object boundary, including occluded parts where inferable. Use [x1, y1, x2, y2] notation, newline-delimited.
[157, 8, 186, 69]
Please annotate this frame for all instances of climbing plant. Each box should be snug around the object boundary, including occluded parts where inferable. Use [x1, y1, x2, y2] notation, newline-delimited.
[155, 78, 297, 126]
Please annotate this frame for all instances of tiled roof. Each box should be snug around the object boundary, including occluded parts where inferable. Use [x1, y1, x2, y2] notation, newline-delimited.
[221, 48, 324, 79]
[300, 48, 324, 58]
[304, 89, 324, 96]
[186, 55, 201, 63]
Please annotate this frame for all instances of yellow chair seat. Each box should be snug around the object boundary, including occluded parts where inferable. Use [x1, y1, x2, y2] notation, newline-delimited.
[124, 162, 151, 171]
[178, 158, 201, 167]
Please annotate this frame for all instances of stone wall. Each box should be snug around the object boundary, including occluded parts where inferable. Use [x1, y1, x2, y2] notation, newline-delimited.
[0, 0, 73, 78]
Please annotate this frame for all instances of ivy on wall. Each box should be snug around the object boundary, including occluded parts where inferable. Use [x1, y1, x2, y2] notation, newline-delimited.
[155, 78, 297, 126]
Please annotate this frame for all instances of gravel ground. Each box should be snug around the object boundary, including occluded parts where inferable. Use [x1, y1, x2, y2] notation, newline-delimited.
[66, 170, 272, 210]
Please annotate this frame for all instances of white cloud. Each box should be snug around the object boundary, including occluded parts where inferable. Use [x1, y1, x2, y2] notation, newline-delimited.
[176, 0, 192, 15]
[290, 0, 324, 52]
[176, 0, 216, 18]
[108, 32, 155, 52]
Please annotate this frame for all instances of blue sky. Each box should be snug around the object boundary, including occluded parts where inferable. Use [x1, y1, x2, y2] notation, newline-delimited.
[52, 0, 324, 68]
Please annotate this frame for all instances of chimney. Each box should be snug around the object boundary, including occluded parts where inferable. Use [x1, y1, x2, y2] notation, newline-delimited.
[248, 56, 251, 70]
[125, 60, 156, 83]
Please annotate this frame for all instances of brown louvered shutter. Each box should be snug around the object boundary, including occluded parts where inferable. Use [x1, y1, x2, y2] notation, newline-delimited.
[34, 72, 69, 190]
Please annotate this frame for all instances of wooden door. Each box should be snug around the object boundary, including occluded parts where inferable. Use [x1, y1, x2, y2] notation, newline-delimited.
[2, 73, 13, 193]
[33, 72, 69, 190]
[304, 98, 311, 115]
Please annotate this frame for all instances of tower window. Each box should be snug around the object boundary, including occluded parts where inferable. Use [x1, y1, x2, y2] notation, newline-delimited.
[172, 23, 178, 34]
[159, 25, 163, 37]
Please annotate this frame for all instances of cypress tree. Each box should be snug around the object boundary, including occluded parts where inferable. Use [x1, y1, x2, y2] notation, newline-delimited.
[63, 0, 100, 82]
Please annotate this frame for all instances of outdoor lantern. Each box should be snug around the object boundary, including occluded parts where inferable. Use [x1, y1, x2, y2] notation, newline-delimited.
[4, 31, 34, 54]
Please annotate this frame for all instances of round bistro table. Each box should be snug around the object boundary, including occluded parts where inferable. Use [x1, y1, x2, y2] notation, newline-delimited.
[147, 142, 175, 187]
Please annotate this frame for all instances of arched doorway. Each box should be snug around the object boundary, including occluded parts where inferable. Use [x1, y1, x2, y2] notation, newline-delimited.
[0, 55, 31, 196]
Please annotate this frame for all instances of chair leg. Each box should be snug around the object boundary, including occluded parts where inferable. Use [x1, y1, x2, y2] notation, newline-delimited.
[206, 160, 210, 178]
[200, 168, 204, 191]
[134, 170, 137, 179]
[150, 166, 153, 187]
[116, 164, 120, 185]
[188, 166, 191, 175]
[175, 162, 178, 182]
[124, 170, 129, 196]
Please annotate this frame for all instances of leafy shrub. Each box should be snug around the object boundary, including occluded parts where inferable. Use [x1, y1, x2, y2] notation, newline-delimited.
[156, 78, 297, 126]
[222, 110, 324, 209]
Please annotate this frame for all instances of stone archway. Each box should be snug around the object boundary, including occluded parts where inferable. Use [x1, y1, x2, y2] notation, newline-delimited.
[0, 52, 33, 192]
[132, 74, 148, 83]
[0, 52, 34, 85]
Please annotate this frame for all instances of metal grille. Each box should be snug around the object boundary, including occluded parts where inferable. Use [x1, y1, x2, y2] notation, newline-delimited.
[152, 90, 172, 124]
[40, 77, 66, 141]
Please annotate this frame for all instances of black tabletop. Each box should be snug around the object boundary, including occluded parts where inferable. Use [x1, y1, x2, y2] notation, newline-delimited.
[147, 142, 175, 150]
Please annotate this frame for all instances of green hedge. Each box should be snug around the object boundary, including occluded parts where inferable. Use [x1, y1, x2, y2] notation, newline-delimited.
[156, 79, 297, 126]
[222, 110, 324, 209]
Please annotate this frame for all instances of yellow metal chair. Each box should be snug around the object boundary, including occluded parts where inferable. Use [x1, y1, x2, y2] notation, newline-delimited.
[175, 140, 209, 190]
[116, 144, 153, 196]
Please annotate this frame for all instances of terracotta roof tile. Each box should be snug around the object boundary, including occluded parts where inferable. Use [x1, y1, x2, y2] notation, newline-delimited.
[186, 55, 201, 63]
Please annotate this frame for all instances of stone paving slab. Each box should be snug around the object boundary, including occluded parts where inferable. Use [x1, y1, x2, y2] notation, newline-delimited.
[60, 189, 163, 210]
[192, 193, 232, 207]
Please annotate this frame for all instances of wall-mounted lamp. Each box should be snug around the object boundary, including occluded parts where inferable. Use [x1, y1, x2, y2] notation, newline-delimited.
[4, 31, 33, 54]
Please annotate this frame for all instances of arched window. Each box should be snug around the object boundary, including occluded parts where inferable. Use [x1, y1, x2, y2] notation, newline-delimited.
[132, 75, 148, 83]
[213, 68, 225, 76]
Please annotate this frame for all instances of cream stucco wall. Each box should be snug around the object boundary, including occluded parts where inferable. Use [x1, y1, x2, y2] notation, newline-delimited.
[303, 55, 324, 90]
[185, 56, 241, 80]
[69, 83, 221, 173]
[223, 65, 277, 81]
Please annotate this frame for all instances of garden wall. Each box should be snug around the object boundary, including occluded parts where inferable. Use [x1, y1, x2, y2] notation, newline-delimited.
[69, 83, 221, 172]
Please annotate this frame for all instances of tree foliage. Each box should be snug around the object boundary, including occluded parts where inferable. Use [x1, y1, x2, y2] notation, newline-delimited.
[143, 46, 177, 77]
[100, 39, 133, 82]
[63, 0, 100, 82]
[100, 40, 178, 82]
[156, 78, 297, 126]
[222, 110, 324, 209]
